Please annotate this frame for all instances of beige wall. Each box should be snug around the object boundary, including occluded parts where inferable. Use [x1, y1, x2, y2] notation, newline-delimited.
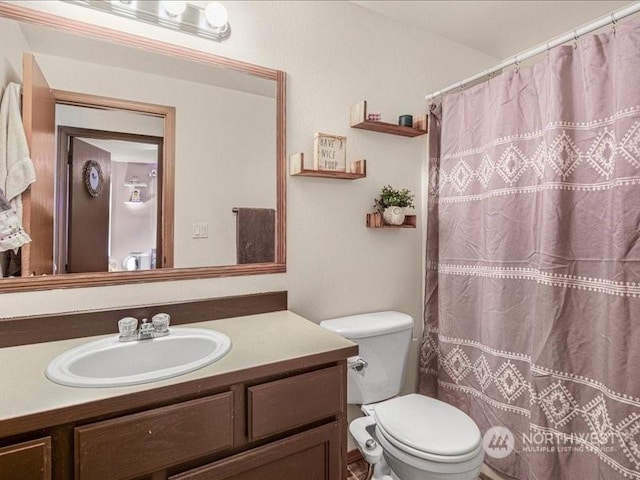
[0, 17, 28, 98]
[0, 0, 497, 431]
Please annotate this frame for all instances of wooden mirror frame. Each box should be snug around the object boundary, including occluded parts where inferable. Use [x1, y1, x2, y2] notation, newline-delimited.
[0, 3, 286, 293]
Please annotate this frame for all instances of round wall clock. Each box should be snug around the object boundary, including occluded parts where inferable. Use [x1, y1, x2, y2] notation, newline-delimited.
[83, 160, 103, 197]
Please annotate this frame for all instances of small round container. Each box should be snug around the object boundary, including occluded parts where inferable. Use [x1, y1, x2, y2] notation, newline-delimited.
[398, 115, 413, 127]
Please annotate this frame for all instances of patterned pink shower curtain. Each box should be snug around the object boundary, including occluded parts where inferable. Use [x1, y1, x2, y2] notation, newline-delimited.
[419, 18, 640, 480]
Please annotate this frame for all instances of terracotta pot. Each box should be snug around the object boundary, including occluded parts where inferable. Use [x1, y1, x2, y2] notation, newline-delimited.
[383, 206, 405, 225]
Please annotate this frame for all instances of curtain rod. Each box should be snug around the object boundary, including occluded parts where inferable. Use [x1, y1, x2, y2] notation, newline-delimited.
[424, 2, 640, 102]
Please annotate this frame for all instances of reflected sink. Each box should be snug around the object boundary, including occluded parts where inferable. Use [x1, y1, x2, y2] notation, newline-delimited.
[46, 328, 231, 388]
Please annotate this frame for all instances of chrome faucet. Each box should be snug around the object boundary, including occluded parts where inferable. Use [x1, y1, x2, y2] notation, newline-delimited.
[118, 313, 171, 342]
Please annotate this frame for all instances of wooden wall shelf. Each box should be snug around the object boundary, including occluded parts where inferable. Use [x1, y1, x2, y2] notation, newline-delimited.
[366, 213, 417, 229]
[350, 101, 427, 138]
[289, 153, 366, 180]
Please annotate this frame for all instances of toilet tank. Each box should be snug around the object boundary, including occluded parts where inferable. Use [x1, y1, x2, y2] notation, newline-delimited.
[320, 311, 413, 405]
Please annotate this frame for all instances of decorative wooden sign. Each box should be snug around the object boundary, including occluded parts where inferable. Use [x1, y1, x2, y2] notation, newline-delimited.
[313, 132, 346, 172]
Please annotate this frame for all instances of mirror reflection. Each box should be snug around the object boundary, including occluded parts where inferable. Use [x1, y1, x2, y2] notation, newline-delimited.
[59, 125, 162, 274]
[0, 15, 278, 278]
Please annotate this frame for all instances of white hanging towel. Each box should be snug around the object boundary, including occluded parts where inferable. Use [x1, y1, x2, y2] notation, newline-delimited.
[0, 82, 36, 224]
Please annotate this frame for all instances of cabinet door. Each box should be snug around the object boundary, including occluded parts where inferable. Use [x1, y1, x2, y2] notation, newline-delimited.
[247, 366, 342, 441]
[75, 393, 233, 480]
[170, 422, 340, 480]
[0, 437, 51, 480]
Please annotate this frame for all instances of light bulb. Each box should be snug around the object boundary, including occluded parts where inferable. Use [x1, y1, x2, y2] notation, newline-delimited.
[205, 2, 228, 28]
[161, 0, 187, 17]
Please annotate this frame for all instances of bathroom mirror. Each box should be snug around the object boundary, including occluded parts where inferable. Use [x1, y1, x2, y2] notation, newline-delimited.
[0, 4, 286, 292]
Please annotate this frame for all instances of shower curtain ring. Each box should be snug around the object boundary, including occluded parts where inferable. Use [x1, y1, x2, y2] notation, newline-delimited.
[546, 42, 551, 58]
[611, 13, 617, 33]
[429, 90, 442, 109]
[573, 30, 579, 49]
[514, 55, 520, 73]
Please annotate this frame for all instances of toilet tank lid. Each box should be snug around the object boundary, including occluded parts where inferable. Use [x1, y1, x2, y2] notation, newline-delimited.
[319, 311, 413, 339]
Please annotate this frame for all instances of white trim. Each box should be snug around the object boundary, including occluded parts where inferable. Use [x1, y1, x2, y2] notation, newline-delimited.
[531, 365, 640, 407]
[435, 177, 640, 204]
[441, 106, 640, 162]
[425, 328, 640, 407]
[429, 262, 640, 298]
[438, 380, 532, 416]
[434, 329, 532, 362]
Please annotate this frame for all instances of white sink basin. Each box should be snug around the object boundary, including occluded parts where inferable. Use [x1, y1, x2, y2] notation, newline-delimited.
[46, 328, 231, 388]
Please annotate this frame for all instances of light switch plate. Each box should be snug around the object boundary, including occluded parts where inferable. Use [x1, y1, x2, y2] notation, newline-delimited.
[192, 222, 208, 239]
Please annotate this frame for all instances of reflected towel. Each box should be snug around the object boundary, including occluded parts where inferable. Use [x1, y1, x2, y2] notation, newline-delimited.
[0, 82, 36, 222]
[0, 186, 30, 253]
[235, 208, 275, 264]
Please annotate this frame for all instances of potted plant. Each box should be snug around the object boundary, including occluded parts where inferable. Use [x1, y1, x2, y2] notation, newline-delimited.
[373, 185, 415, 225]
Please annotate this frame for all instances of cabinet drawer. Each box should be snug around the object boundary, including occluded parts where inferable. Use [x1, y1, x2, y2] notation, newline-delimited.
[248, 366, 342, 441]
[169, 422, 340, 480]
[75, 392, 233, 480]
[0, 437, 51, 480]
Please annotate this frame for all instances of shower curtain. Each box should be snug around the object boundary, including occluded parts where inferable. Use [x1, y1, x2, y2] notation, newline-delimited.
[419, 18, 640, 480]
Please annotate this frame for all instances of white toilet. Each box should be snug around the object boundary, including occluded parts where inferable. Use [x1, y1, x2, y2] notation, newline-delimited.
[320, 311, 484, 480]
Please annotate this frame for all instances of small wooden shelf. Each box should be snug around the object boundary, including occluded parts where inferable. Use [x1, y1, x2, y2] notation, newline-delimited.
[366, 213, 417, 229]
[289, 153, 366, 180]
[291, 169, 366, 180]
[350, 101, 427, 138]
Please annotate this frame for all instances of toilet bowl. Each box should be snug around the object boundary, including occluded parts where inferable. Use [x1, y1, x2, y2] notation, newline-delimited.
[320, 312, 484, 480]
[353, 394, 484, 480]
[123, 252, 151, 271]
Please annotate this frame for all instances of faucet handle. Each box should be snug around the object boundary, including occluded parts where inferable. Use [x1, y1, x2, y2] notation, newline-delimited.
[152, 313, 170, 332]
[118, 317, 138, 337]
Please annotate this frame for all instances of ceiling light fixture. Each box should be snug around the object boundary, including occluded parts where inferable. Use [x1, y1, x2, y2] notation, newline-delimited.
[205, 2, 228, 29]
[67, 0, 232, 42]
[160, 0, 186, 18]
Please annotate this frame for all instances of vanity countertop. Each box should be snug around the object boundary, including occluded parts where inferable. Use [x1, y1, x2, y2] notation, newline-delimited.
[0, 310, 357, 435]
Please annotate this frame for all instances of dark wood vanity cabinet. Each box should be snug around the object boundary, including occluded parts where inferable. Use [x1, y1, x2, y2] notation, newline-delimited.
[0, 363, 349, 480]
[171, 422, 341, 480]
[247, 366, 343, 441]
[75, 393, 234, 480]
[171, 368, 344, 480]
[0, 438, 51, 480]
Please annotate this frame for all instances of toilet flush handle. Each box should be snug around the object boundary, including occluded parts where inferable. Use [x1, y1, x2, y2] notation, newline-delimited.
[347, 355, 368, 372]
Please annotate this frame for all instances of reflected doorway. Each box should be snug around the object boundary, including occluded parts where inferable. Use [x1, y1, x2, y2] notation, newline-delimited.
[56, 126, 162, 274]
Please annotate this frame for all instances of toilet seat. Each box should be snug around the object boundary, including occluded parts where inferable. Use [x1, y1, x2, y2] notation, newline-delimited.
[376, 422, 484, 464]
[375, 424, 485, 477]
[372, 394, 482, 463]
